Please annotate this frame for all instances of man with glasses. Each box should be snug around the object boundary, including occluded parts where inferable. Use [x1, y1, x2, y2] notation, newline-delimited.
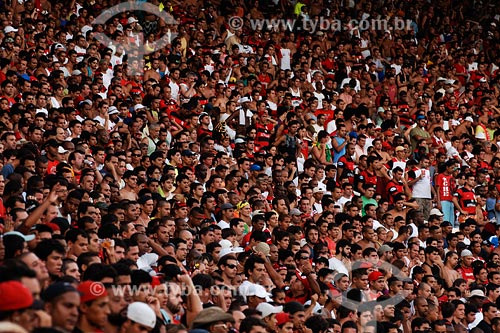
[218, 254, 238, 287]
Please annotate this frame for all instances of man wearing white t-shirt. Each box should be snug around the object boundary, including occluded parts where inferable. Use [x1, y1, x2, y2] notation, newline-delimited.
[328, 239, 351, 276]
[408, 156, 434, 219]
[168, 68, 181, 102]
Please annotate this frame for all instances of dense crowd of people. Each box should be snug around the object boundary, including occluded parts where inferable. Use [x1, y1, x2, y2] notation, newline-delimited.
[1, 0, 500, 333]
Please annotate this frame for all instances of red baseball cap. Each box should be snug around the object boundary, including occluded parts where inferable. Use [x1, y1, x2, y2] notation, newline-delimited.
[78, 281, 108, 303]
[276, 312, 291, 326]
[368, 271, 384, 282]
[0, 281, 33, 311]
[359, 262, 373, 269]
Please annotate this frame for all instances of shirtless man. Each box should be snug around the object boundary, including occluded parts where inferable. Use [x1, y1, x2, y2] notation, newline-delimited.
[380, 31, 394, 60]
[387, 193, 419, 220]
[120, 171, 139, 201]
[143, 58, 161, 82]
[198, 76, 217, 99]
[372, 139, 391, 164]
[213, 85, 232, 113]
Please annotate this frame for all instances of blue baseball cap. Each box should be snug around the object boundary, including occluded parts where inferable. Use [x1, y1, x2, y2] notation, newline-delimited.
[250, 164, 262, 171]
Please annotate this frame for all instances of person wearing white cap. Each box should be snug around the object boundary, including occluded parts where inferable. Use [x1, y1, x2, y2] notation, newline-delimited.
[121, 302, 157, 333]
[242, 283, 272, 308]
[256, 302, 283, 331]
[457, 249, 475, 284]
[4, 26, 18, 36]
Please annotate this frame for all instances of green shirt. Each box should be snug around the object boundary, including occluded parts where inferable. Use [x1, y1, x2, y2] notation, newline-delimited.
[361, 196, 378, 216]
[410, 126, 430, 151]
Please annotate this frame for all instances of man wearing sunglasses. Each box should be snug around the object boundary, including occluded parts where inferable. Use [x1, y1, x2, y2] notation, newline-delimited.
[218, 254, 238, 287]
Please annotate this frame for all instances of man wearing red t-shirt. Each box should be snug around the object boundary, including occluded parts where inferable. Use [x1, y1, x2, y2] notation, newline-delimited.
[285, 250, 321, 304]
[386, 166, 410, 204]
[44, 139, 65, 175]
[453, 173, 477, 218]
[457, 249, 475, 284]
[337, 143, 356, 184]
[357, 155, 379, 195]
[435, 160, 457, 225]
[453, 55, 468, 86]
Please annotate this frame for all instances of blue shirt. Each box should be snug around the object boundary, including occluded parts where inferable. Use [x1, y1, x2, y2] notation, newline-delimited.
[333, 136, 346, 163]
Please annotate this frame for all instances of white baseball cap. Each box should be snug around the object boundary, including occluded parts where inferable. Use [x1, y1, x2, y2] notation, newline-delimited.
[134, 104, 146, 111]
[256, 302, 283, 318]
[219, 246, 244, 259]
[4, 26, 18, 34]
[127, 302, 156, 329]
[3, 231, 35, 242]
[429, 208, 444, 216]
[128, 17, 139, 24]
[219, 239, 232, 249]
[108, 106, 119, 115]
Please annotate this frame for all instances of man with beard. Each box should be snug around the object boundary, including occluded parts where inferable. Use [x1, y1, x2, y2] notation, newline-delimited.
[201, 192, 217, 222]
[328, 239, 351, 276]
[76, 281, 111, 333]
[378, 244, 394, 263]
[163, 282, 183, 324]
[150, 219, 171, 247]
[104, 283, 129, 333]
[123, 200, 141, 223]
[42, 282, 81, 333]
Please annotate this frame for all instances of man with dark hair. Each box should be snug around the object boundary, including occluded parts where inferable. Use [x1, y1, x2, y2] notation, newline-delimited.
[34, 239, 65, 280]
[329, 239, 351, 276]
[124, 239, 140, 262]
[76, 281, 110, 332]
[218, 254, 238, 287]
[239, 317, 268, 333]
[42, 282, 81, 332]
[120, 171, 139, 201]
[66, 228, 89, 260]
[243, 256, 266, 284]
[76, 252, 102, 273]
